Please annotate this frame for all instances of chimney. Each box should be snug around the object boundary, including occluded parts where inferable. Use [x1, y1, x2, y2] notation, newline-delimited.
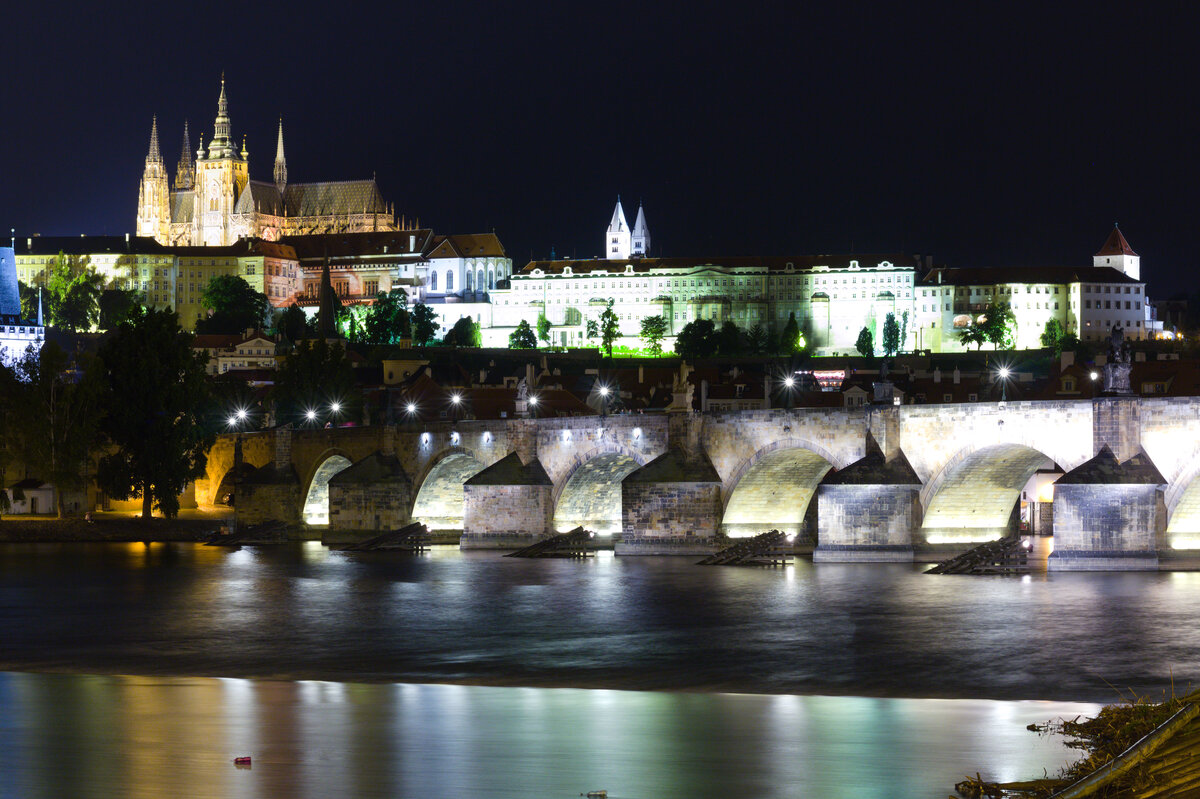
[638, 365, 644, 384]
[933, 367, 941, 383]
[953, 368, 960, 384]
[1060, 350, 1075, 369]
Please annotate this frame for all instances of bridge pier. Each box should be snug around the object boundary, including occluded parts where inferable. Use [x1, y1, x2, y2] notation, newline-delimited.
[814, 435, 921, 563]
[325, 453, 412, 545]
[1049, 446, 1166, 571]
[460, 451, 554, 549]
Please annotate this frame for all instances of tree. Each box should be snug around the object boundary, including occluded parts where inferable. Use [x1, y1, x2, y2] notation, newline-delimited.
[95, 309, 215, 519]
[536, 313, 552, 347]
[585, 317, 599, 344]
[599, 300, 620, 358]
[882, 312, 900, 357]
[640, 315, 668, 356]
[1041, 318, 1065, 351]
[195, 275, 270, 334]
[274, 303, 312, 342]
[444, 316, 481, 347]
[0, 342, 103, 517]
[674, 319, 719, 359]
[979, 301, 1017, 350]
[957, 324, 986, 350]
[362, 290, 410, 345]
[271, 337, 361, 427]
[716, 320, 743, 356]
[746, 325, 770, 355]
[98, 288, 145, 330]
[855, 326, 874, 357]
[509, 320, 537, 349]
[900, 310, 910, 351]
[44, 252, 103, 332]
[411, 303, 439, 346]
[781, 312, 802, 354]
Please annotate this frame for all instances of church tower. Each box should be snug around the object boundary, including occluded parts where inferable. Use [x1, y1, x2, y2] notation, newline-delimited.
[135, 116, 171, 243]
[192, 75, 249, 246]
[631, 202, 650, 257]
[273, 117, 288, 196]
[606, 197, 631, 259]
[175, 121, 194, 190]
[1094, 225, 1140, 281]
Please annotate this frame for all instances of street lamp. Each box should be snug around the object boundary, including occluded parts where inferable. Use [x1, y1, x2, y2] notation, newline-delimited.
[997, 366, 1010, 401]
[305, 408, 318, 425]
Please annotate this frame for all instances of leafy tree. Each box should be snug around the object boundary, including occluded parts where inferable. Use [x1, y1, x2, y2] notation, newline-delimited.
[444, 316, 481, 347]
[509, 320, 537, 349]
[536, 313, 552, 347]
[274, 303, 312, 342]
[18, 282, 42, 322]
[0, 342, 103, 517]
[195, 275, 270, 334]
[585, 317, 599, 344]
[95, 309, 215, 519]
[411, 303, 439, 346]
[45, 252, 103, 332]
[271, 337, 360, 427]
[781, 312, 802, 354]
[957, 324, 986, 350]
[98, 288, 145, 330]
[1041, 318, 1065, 351]
[716, 320, 743, 357]
[362, 290, 410, 345]
[855, 326, 874, 357]
[882, 312, 900, 356]
[640, 315, 668, 356]
[675, 319, 719, 359]
[599, 300, 620, 358]
[979, 301, 1017, 350]
[338, 304, 370, 343]
[900, 310, 910, 350]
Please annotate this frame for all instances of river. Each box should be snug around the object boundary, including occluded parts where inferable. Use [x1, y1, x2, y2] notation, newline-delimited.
[3, 542, 1195, 797]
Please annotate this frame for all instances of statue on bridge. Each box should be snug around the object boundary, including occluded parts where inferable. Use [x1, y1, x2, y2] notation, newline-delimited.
[1102, 325, 1134, 396]
[667, 362, 695, 412]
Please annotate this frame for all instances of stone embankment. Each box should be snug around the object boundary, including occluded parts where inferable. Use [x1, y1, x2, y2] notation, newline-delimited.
[0, 514, 228, 543]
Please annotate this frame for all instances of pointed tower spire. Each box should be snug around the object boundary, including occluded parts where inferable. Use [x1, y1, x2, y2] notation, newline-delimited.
[631, 201, 650, 257]
[605, 196, 631, 259]
[175, 120, 194, 190]
[1093, 224, 1140, 280]
[146, 115, 163, 165]
[317, 256, 341, 339]
[274, 116, 288, 195]
[210, 73, 233, 156]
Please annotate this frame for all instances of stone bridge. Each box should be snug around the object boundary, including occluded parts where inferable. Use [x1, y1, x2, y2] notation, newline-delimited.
[202, 396, 1200, 569]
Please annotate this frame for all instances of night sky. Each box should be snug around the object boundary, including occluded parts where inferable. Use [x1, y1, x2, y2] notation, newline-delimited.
[4, 2, 1197, 297]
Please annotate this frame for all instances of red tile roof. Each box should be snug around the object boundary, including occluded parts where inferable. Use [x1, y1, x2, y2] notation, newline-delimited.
[1095, 226, 1138, 257]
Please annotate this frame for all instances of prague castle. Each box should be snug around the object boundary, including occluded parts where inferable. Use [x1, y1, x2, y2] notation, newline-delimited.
[136, 77, 398, 247]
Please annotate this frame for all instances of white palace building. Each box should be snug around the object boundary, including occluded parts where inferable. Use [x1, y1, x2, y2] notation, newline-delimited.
[481, 201, 1155, 354]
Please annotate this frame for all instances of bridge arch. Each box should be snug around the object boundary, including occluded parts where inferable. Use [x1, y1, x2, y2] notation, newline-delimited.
[552, 444, 648, 535]
[919, 442, 1058, 544]
[1164, 445, 1200, 550]
[411, 447, 487, 532]
[720, 440, 839, 538]
[301, 450, 354, 525]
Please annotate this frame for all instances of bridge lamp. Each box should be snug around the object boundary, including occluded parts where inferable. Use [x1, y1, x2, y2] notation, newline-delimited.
[598, 385, 610, 397]
[528, 395, 539, 407]
[305, 408, 318, 423]
[1089, 371, 1099, 381]
[406, 402, 418, 414]
[450, 393, 463, 405]
[783, 376, 795, 389]
[996, 366, 1010, 401]
[330, 401, 342, 415]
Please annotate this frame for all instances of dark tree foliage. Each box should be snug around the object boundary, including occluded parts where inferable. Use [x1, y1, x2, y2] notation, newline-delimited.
[195, 275, 271, 334]
[18, 282, 42, 322]
[746, 324, 770, 355]
[1041, 318, 1064, 350]
[271, 338, 360, 427]
[536, 313, 552, 346]
[639, 315, 668, 356]
[781, 312, 801, 354]
[716, 320, 743, 356]
[855, 326, 874, 357]
[0, 342, 103, 517]
[274, 303, 312, 342]
[509, 320, 537, 349]
[411, 303, 438, 346]
[674, 319, 719, 359]
[882, 312, 900, 356]
[599, 300, 621, 358]
[98, 288, 145, 330]
[362, 290, 410, 345]
[95, 309, 215, 519]
[444, 316, 481, 347]
[45, 252, 103, 332]
[585, 317, 599, 343]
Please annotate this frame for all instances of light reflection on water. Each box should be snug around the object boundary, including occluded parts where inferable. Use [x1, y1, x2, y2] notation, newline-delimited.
[0, 673, 1097, 799]
[0, 543, 1197, 700]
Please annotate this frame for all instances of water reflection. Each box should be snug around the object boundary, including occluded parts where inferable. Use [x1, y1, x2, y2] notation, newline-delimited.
[0, 673, 1098, 799]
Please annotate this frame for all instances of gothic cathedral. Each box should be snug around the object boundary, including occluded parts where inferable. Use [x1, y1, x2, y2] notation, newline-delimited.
[136, 77, 398, 246]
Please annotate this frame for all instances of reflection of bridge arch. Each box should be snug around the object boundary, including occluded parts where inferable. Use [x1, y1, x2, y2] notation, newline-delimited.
[920, 443, 1057, 544]
[302, 451, 353, 525]
[411, 447, 487, 531]
[552, 446, 647, 534]
[721, 440, 838, 538]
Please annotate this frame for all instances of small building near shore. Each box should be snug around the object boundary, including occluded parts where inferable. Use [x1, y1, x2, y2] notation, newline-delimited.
[5, 479, 55, 515]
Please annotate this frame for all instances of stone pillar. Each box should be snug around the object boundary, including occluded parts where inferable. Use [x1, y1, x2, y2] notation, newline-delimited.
[507, 418, 538, 465]
[461, 452, 553, 549]
[1049, 446, 1165, 571]
[274, 426, 292, 469]
[1093, 397, 1141, 462]
[866, 406, 901, 461]
[325, 452, 412, 545]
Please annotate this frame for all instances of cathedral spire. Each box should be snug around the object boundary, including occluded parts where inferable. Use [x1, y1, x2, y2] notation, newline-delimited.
[210, 73, 233, 157]
[175, 120, 194, 190]
[274, 117, 288, 195]
[631, 201, 650, 257]
[146, 115, 163, 165]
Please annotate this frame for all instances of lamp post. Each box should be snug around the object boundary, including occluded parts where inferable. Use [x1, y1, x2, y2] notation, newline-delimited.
[597, 384, 610, 416]
[997, 366, 1010, 401]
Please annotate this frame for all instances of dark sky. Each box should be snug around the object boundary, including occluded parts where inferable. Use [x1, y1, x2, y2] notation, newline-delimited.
[4, 1, 1197, 297]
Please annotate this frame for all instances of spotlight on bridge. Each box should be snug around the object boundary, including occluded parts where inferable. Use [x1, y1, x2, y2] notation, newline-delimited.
[330, 401, 342, 415]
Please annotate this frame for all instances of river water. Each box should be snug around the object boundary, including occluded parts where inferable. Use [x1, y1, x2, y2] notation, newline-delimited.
[3, 542, 1196, 797]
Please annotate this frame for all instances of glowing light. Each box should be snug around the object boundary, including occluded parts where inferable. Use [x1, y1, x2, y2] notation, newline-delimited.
[451, 432, 460, 444]
[598, 386, 610, 397]
[330, 401, 342, 414]
[305, 409, 317, 421]
[998, 367, 1010, 379]
[227, 415, 238, 427]
[1170, 535, 1200, 550]
[1089, 371, 1099, 381]
[632, 427, 642, 439]
[236, 408, 247, 420]
[783, 376, 795, 388]
[450, 393, 462, 405]
[528, 395, 539, 406]
[406, 402, 417, 414]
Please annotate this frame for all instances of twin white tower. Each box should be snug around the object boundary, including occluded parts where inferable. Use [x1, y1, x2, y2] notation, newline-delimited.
[606, 197, 650, 259]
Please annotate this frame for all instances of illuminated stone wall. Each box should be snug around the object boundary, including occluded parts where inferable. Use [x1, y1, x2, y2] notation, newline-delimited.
[1050, 484, 1164, 570]
[815, 485, 921, 562]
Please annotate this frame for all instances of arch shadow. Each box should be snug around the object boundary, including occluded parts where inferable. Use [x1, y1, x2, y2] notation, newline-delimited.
[302, 451, 354, 525]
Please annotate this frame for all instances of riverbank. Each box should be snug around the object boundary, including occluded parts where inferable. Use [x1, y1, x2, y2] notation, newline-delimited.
[0, 509, 230, 542]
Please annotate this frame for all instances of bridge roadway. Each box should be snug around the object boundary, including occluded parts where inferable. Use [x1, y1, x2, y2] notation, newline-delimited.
[202, 396, 1200, 569]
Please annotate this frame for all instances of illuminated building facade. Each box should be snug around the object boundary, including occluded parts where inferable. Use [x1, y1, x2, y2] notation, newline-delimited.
[136, 77, 399, 247]
[0, 247, 44, 363]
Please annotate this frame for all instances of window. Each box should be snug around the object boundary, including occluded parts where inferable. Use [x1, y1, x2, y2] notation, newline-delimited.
[446, 271, 454, 291]
[430, 271, 437, 291]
